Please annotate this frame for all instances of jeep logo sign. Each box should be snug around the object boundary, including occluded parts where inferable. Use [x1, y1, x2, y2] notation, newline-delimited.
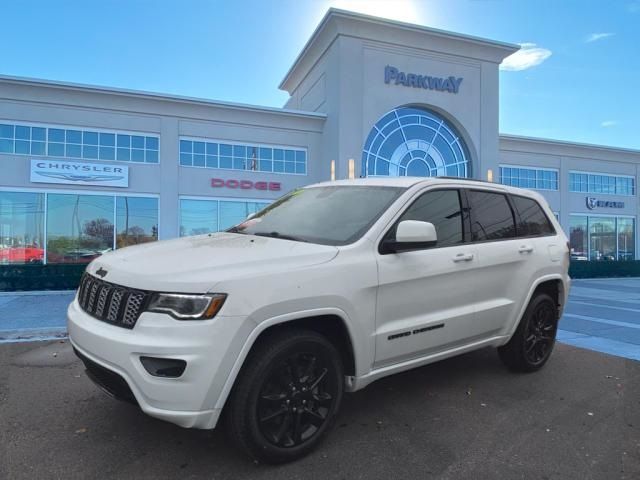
[211, 178, 281, 191]
[384, 65, 463, 94]
[586, 196, 624, 209]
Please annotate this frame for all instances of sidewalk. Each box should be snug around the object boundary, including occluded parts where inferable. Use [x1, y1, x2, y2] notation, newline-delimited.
[0, 290, 74, 342]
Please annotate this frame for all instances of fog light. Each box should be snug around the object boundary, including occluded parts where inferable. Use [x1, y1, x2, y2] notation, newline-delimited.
[140, 356, 187, 378]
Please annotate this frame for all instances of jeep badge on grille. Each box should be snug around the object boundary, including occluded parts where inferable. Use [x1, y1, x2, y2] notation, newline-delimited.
[95, 267, 108, 278]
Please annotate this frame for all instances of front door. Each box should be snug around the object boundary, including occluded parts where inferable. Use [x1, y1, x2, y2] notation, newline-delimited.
[374, 188, 480, 368]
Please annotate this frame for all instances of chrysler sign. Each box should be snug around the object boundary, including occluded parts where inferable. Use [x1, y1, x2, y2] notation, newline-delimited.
[30, 160, 129, 187]
[384, 65, 463, 94]
[211, 178, 281, 191]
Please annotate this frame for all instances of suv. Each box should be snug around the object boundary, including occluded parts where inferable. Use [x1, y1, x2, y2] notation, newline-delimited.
[68, 178, 570, 463]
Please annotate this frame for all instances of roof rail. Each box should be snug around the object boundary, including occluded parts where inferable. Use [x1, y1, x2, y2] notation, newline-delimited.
[434, 176, 497, 185]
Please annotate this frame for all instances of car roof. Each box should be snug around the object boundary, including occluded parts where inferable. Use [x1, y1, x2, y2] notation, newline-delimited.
[307, 177, 546, 200]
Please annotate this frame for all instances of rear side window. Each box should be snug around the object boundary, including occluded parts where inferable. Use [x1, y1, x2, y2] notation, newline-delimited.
[395, 189, 465, 247]
[467, 190, 516, 241]
[511, 195, 555, 236]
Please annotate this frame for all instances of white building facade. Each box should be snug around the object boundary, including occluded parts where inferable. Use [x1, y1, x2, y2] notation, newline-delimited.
[0, 9, 637, 276]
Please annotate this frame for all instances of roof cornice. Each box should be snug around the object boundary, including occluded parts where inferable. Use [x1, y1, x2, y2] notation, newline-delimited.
[0, 74, 327, 120]
[279, 8, 519, 93]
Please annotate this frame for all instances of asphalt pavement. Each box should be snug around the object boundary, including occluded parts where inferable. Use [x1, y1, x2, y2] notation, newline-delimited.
[0, 338, 638, 479]
[1, 278, 639, 479]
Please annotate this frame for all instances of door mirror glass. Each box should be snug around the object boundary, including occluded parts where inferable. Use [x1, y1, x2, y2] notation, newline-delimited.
[383, 220, 438, 253]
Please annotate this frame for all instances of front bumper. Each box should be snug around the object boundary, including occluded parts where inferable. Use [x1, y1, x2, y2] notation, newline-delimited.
[67, 298, 249, 429]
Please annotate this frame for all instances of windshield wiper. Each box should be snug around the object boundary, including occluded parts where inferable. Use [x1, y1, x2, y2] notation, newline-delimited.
[226, 226, 247, 234]
[251, 231, 308, 243]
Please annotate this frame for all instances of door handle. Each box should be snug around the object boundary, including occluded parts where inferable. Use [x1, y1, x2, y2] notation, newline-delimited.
[518, 245, 534, 254]
[453, 253, 474, 262]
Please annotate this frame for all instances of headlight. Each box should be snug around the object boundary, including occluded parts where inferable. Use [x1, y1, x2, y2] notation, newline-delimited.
[147, 293, 227, 320]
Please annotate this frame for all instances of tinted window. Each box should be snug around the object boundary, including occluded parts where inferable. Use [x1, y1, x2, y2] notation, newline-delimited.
[396, 190, 464, 247]
[467, 190, 516, 241]
[511, 195, 555, 236]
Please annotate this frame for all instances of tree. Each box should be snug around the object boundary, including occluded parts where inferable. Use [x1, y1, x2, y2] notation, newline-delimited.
[83, 218, 114, 244]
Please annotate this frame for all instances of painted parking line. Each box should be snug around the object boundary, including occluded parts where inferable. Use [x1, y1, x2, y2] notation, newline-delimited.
[562, 313, 640, 330]
[557, 329, 640, 362]
[568, 300, 640, 314]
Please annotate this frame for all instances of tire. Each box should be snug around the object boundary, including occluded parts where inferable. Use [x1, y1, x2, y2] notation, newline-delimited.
[498, 293, 559, 373]
[224, 329, 344, 464]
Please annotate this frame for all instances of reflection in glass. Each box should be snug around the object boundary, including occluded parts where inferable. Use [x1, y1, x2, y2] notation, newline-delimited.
[46, 194, 114, 264]
[0, 192, 45, 264]
[116, 197, 158, 248]
[569, 216, 588, 260]
[617, 218, 635, 261]
[180, 199, 219, 236]
[589, 217, 616, 261]
[219, 201, 269, 231]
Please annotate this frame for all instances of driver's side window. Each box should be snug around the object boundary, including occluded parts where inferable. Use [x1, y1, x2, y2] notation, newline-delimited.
[394, 189, 465, 248]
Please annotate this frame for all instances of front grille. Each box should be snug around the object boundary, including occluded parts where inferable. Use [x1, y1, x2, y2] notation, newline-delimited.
[77, 272, 150, 329]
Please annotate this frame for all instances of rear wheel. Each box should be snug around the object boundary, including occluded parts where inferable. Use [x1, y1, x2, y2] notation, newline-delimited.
[498, 293, 558, 372]
[225, 329, 344, 464]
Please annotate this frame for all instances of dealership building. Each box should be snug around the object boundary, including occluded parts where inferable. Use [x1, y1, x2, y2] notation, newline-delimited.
[0, 8, 638, 284]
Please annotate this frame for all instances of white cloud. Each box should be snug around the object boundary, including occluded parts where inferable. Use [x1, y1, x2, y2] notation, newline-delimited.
[500, 43, 552, 71]
[586, 32, 615, 43]
[601, 120, 618, 127]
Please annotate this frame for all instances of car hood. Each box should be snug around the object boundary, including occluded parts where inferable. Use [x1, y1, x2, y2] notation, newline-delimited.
[86, 233, 339, 293]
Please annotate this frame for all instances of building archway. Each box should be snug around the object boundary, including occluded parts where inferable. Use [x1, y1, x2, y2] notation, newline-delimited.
[361, 106, 470, 178]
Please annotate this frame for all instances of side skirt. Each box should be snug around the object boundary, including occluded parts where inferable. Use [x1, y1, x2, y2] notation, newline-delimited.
[344, 334, 509, 392]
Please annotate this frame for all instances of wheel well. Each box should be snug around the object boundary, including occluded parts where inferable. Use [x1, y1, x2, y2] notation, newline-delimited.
[250, 315, 356, 376]
[533, 279, 563, 309]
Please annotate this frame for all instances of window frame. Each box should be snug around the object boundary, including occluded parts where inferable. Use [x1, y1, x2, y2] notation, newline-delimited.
[178, 194, 272, 236]
[568, 170, 636, 196]
[499, 164, 559, 191]
[378, 187, 469, 255]
[0, 187, 159, 265]
[178, 136, 308, 176]
[508, 194, 557, 239]
[0, 119, 160, 165]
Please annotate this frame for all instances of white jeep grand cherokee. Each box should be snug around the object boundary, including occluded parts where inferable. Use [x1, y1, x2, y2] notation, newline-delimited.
[68, 177, 570, 463]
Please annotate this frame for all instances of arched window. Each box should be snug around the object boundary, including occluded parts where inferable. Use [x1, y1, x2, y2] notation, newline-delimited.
[361, 106, 469, 178]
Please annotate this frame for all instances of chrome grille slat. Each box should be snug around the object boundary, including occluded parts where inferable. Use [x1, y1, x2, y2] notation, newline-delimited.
[77, 273, 148, 329]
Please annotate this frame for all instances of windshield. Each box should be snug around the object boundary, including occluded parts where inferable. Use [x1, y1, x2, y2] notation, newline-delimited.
[228, 185, 406, 246]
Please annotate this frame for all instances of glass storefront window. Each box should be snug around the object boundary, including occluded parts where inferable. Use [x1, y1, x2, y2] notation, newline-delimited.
[219, 201, 270, 231]
[570, 215, 636, 261]
[179, 198, 270, 236]
[46, 194, 115, 264]
[116, 197, 158, 248]
[617, 218, 635, 261]
[180, 199, 219, 236]
[589, 217, 616, 261]
[569, 216, 588, 261]
[0, 192, 45, 264]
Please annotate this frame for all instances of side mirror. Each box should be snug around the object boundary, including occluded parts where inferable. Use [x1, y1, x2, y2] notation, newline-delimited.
[382, 220, 438, 254]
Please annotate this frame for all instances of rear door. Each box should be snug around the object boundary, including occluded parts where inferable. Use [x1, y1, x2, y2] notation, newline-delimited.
[465, 189, 555, 336]
[374, 188, 481, 368]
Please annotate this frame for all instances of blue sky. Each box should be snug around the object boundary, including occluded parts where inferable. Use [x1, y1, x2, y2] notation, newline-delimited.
[2, 0, 639, 149]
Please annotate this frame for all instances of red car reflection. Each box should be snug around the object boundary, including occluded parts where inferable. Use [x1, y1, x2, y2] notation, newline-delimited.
[0, 246, 45, 264]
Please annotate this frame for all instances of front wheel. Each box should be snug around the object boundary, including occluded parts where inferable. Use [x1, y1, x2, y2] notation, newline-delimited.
[225, 329, 344, 464]
[498, 293, 559, 372]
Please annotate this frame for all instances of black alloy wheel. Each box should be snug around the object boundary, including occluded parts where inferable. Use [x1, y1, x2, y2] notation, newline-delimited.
[225, 329, 344, 464]
[498, 293, 559, 372]
[523, 299, 556, 365]
[257, 352, 335, 448]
